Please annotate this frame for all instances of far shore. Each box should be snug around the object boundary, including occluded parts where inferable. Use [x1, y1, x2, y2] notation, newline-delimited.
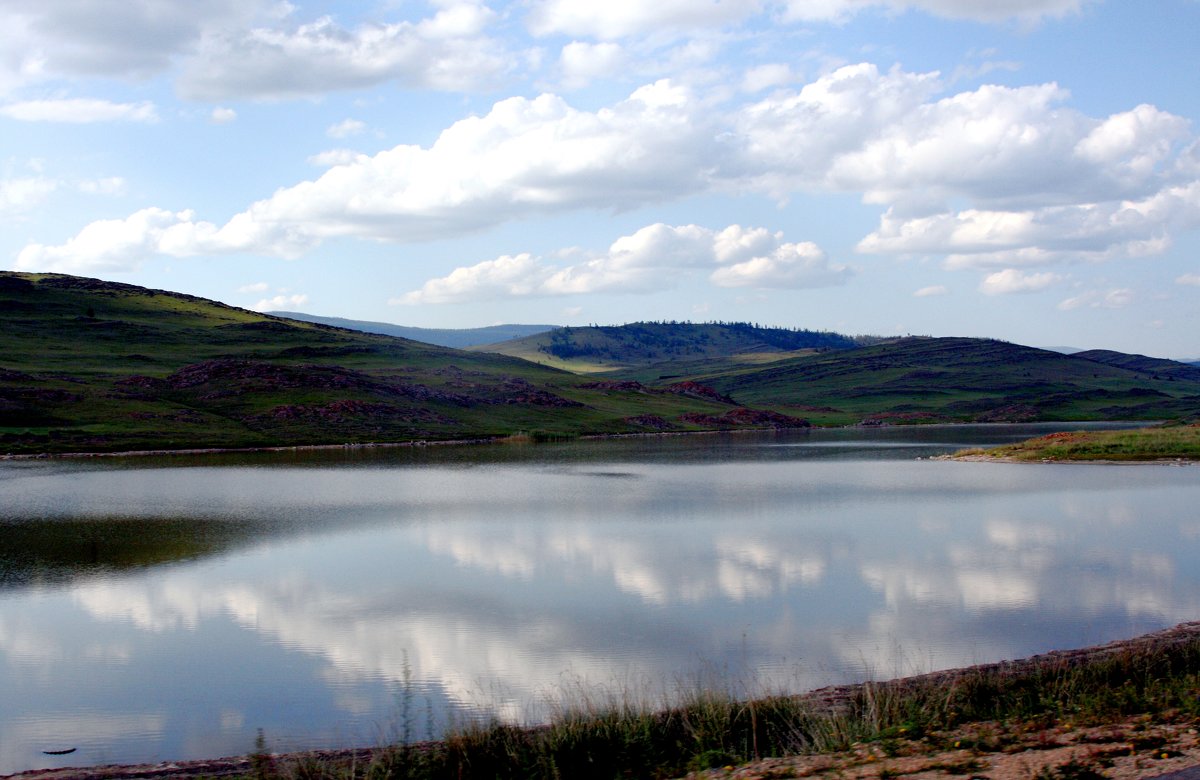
[0, 420, 1159, 462]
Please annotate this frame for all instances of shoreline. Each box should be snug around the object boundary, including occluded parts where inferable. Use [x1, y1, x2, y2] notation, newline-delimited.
[0, 421, 1154, 462]
[8, 621, 1200, 780]
[939, 453, 1197, 466]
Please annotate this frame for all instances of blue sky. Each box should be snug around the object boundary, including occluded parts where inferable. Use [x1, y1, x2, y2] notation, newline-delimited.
[1, 0, 1198, 358]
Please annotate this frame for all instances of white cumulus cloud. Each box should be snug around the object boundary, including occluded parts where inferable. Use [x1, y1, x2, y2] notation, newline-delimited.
[0, 0, 275, 90]
[558, 41, 626, 89]
[1058, 288, 1134, 310]
[0, 98, 158, 123]
[18, 67, 1200, 277]
[710, 241, 851, 289]
[15, 206, 314, 274]
[397, 223, 846, 304]
[979, 268, 1063, 295]
[0, 176, 58, 214]
[253, 293, 308, 311]
[177, 3, 517, 100]
[1177, 273, 1200, 287]
[779, 0, 1091, 24]
[526, 0, 761, 39]
[326, 118, 367, 138]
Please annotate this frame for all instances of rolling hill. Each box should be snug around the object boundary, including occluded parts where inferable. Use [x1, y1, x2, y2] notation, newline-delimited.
[3, 273, 1197, 455]
[269, 311, 557, 348]
[684, 337, 1200, 425]
[1073, 349, 1200, 382]
[0, 273, 805, 455]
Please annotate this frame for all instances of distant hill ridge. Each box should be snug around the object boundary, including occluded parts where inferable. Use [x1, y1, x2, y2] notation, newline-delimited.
[269, 311, 557, 348]
[474, 321, 874, 371]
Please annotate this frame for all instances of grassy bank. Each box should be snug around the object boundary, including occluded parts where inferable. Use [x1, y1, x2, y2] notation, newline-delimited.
[200, 623, 1200, 780]
[953, 422, 1200, 462]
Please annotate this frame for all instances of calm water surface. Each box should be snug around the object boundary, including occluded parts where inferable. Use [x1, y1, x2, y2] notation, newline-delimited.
[1, 424, 1197, 773]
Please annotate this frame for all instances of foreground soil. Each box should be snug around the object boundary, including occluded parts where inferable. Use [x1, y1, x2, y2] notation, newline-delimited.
[9, 623, 1200, 780]
[683, 716, 1200, 780]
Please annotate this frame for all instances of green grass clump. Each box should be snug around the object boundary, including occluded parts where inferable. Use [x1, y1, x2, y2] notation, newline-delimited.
[963, 423, 1200, 462]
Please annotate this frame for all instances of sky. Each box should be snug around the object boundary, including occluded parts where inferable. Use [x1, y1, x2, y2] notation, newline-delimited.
[1, 1, 1198, 359]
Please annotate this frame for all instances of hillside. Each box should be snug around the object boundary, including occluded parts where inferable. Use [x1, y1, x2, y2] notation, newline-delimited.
[269, 311, 557, 348]
[688, 337, 1200, 425]
[1073, 349, 1200, 382]
[474, 321, 864, 373]
[0, 274, 807, 455]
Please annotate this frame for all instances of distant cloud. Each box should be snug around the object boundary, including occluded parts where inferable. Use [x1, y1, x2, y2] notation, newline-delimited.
[307, 149, 366, 168]
[913, 285, 948, 297]
[0, 99, 158, 123]
[558, 42, 626, 89]
[177, 3, 519, 100]
[77, 177, 127, 196]
[779, 0, 1090, 24]
[237, 281, 269, 293]
[0, 176, 58, 215]
[0, 0, 274, 90]
[979, 269, 1063, 295]
[526, 0, 759, 39]
[742, 64, 793, 93]
[526, 0, 1089, 39]
[210, 107, 237, 124]
[253, 293, 308, 311]
[395, 223, 847, 304]
[1177, 273, 1200, 287]
[326, 118, 367, 139]
[1057, 288, 1134, 310]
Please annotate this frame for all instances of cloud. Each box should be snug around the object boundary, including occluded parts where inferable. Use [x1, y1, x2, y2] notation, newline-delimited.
[210, 106, 237, 124]
[709, 241, 851, 289]
[177, 3, 517, 100]
[778, 0, 1090, 24]
[253, 293, 308, 311]
[1177, 273, 1200, 287]
[913, 285, 948, 297]
[1057, 288, 1134, 310]
[526, 0, 761, 39]
[237, 281, 269, 293]
[0, 176, 58, 214]
[979, 268, 1063, 295]
[525, 0, 1089, 40]
[19, 67, 1200, 274]
[396, 223, 846, 304]
[307, 149, 367, 168]
[558, 41, 626, 89]
[742, 63, 793, 93]
[0, 98, 158, 123]
[15, 206, 314, 274]
[0, 0, 274, 89]
[326, 118, 367, 139]
[76, 177, 127, 196]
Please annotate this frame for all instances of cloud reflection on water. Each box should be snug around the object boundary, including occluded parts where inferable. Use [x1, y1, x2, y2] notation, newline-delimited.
[0, 437, 1197, 773]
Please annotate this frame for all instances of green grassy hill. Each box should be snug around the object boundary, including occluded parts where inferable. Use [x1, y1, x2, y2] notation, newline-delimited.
[686, 337, 1200, 425]
[0, 274, 806, 455]
[473, 321, 864, 373]
[1073, 349, 1200, 382]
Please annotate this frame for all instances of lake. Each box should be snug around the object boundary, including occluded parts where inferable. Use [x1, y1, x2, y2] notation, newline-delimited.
[1, 424, 1197, 774]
